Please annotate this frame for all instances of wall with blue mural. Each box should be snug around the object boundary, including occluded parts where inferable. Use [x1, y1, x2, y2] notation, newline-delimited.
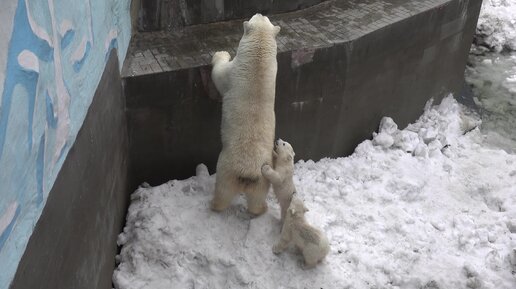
[0, 0, 131, 287]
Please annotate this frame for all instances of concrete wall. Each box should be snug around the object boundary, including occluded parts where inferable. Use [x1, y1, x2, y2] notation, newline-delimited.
[125, 69, 223, 186]
[125, 0, 482, 186]
[9, 50, 129, 289]
[138, 0, 327, 31]
[0, 0, 131, 287]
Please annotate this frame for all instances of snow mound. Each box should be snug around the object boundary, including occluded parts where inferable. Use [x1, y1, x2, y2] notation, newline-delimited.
[113, 96, 516, 289]
[475, 0, 516, 52]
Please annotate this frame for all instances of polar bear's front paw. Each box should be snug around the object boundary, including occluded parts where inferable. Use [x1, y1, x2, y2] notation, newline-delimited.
[272, 244, 283, 255]
[212, 51, 231, 64]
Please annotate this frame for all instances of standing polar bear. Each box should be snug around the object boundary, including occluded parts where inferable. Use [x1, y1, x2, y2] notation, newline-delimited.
[210, 14, 281, 215]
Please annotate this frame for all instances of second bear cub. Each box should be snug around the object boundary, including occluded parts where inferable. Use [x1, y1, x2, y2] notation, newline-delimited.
[273, 196, 330, 268]
[261, 139, 296, 222]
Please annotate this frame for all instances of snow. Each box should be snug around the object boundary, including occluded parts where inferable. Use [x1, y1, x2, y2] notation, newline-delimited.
[113, 95, 516, 289]
[475, 0, 516, 52]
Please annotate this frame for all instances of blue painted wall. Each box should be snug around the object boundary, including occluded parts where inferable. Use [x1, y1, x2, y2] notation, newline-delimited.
[0, 0, 131, 287]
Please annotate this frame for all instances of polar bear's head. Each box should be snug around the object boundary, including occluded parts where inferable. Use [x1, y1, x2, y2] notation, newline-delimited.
[288, 195, 309, 218]
[243, 14, 281, 38]
[273, 139, 295, 164]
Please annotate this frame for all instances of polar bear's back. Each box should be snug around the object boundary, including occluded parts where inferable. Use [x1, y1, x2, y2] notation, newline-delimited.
[219, 94, 275, 179]
[215, 13, 279, 181]
[294, 223, 330, 263]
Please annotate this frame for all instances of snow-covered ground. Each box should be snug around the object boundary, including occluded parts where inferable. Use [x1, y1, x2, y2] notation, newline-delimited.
[113, 96, 516, 289]
[113, 2, 516, 288]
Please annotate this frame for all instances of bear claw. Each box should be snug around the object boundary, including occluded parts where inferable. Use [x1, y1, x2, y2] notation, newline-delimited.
[212, 51, 231, 64]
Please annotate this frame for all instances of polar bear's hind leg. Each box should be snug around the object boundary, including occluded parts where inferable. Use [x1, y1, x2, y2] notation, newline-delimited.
[211, 170, 240, 212]
[245, 178, 269, 215]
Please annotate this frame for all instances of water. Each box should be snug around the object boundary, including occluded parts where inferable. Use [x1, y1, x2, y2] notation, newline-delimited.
[465, 51, 516, 153]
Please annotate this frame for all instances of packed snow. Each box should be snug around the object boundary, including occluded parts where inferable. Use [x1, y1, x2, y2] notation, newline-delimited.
[475, 0, 516, 52]
[113, 95, 516, 289]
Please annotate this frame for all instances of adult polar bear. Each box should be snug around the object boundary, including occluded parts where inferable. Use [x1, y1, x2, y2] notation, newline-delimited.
[210, 14, 281, 215]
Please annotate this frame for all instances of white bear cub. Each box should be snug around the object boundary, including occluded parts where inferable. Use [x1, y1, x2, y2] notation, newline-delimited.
[273, 196, 330, 268]
[261, 139, 296, 222]
[210, 14, 281, 215]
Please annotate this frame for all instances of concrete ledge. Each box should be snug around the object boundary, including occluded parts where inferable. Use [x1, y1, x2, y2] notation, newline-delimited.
[9, 51, 130, 289]
[124, 0, 482, 186]
[123, 0, 465, 77]
[138, 0, 327, 31]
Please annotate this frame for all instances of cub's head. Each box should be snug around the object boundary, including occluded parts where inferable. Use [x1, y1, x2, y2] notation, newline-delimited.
[288, 196, 309, 218]
[273, 139, 295, 164]
[243, 13, 281, 38]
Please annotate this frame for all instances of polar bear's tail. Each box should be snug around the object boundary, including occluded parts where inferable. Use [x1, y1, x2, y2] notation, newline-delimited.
[237, 176, 259, 186]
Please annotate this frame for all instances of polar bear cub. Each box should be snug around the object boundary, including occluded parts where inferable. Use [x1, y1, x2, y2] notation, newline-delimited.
[210, 14, 281, 215]
[261, 139, 296, 222]
[273, 196, 330, 268]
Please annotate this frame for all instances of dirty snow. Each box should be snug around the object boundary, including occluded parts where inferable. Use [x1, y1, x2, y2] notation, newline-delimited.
[475, 0, 516, 52]
[113, 95, 516, 289]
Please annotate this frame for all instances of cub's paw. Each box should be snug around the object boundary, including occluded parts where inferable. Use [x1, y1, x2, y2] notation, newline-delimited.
[261, 164, 272, 175]
[272, 244, 283, 255]
[248, 202, 267, 216]
[302, 261, 317, 270]
[212, 51, 231, 64]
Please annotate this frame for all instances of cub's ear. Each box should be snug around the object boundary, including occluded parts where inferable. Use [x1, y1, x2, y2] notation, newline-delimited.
[244, 21, 252, 34]
[286, 155, 293, 162]
[273, 25, 281, 37]
[288, 207, 296, 215]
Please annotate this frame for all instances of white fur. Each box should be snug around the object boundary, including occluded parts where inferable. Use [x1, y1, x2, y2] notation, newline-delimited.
[210, 14, 281, 215]
[261, 139, 296, 222]
[273, 197, 330, 268]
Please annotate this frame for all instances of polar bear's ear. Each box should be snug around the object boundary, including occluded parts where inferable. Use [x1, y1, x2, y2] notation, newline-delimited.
[273, 25, 281, 37]
[288, 207, 296, 215]
[243, 21, 252, 35]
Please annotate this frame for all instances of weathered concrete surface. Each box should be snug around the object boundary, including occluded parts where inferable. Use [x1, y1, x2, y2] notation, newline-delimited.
[126, 68, 222, 187]
[138, 0, 327, 31]
[9, 51, 129, 289]
[124, 0, 482, 186]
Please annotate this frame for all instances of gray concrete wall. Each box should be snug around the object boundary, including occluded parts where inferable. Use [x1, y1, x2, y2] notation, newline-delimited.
[9, 51, 129, 289]
[138, 0, 327, 31]
[125, 0, 482, 187]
